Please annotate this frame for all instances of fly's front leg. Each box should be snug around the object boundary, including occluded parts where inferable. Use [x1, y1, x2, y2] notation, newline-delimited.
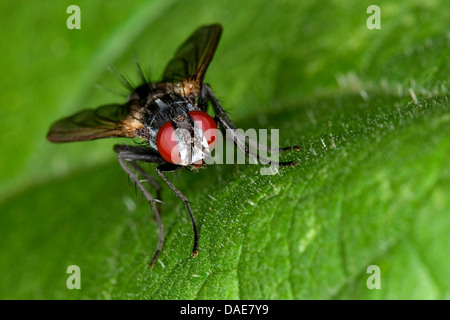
[114, 144, 165, 267]
[202, 84, 299, 166]
[156, 163, 199, 258]
[128, 161, 163, 214]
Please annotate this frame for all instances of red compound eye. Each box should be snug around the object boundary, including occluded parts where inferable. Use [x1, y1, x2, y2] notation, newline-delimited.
[156, 111, 218, 165]
[188, 111, 218, 148]
[156, 121, 181, 164]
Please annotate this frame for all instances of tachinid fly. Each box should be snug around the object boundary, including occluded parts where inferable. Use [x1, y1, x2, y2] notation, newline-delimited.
[47, 24, 299, 266]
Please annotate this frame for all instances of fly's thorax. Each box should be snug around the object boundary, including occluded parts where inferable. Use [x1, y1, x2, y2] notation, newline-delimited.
[143, 93, 197, 150]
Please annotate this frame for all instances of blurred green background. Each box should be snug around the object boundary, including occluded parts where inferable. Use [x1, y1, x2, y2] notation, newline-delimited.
[0, 0, 449, 299]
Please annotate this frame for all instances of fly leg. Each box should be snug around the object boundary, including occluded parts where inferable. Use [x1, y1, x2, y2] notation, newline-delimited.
[115, 144, 199, 265]
[114, 144, 166, 267]
[201, 84, 299, 166]
[156, 162, 199, 259]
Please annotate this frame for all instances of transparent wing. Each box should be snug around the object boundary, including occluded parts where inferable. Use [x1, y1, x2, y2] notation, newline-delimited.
[47, 104, 141, 142]
[162, 24, 222, 86]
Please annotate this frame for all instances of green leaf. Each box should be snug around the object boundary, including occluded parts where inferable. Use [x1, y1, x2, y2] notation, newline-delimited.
[0, 0, 449, 299]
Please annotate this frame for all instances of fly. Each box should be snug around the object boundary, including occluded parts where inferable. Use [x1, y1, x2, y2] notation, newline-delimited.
[47, 24, 299, 266]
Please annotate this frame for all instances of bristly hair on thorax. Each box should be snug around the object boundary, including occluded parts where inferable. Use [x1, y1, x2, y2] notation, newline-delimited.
[107, 60, 202, 151]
